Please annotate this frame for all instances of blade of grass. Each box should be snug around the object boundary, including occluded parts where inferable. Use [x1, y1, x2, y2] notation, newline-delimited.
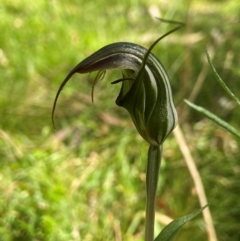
[154, 205, 208, 241]
[185, 100, 240, 139]
[206, 50, 240, 106]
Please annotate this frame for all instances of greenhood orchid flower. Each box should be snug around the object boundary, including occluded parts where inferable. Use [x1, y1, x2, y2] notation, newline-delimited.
[52, 27, 180, 146]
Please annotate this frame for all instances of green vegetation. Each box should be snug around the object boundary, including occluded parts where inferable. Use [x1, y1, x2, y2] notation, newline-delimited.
[0, 0, 239, 240]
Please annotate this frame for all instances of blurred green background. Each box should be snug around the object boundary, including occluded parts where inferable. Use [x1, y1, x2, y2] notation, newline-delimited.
[0, 0, 240, 240]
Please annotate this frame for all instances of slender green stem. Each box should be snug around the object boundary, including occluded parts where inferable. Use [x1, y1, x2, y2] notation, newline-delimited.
[145, 145, 162, 241]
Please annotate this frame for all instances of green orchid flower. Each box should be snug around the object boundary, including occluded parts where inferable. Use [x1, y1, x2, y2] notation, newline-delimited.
[52, 26, 180, 146]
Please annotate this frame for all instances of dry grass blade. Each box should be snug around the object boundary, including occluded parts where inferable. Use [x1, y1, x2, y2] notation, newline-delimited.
[0, 129, 23, 159]
[173, 125, 218, 241]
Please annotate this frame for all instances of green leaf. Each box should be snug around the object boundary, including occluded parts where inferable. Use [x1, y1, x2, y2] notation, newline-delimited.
[185, 100, 240, 139]
[206, 50, 240, 106]
[154, 205, 208, 241]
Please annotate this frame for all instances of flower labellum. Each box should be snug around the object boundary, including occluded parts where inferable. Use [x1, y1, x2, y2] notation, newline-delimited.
[52, 26, 181, 146]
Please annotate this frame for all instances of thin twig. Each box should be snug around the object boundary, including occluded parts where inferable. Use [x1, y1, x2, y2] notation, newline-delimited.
[173, 125, 218, 241]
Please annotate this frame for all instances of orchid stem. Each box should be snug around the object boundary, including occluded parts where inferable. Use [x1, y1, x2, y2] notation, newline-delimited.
[145, 145, 162, 241]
